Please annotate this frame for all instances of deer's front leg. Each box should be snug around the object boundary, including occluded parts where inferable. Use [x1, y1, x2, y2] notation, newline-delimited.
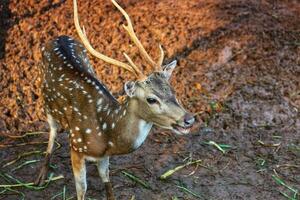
[71, 150, 87, 200]
[97, 156, 115, 200]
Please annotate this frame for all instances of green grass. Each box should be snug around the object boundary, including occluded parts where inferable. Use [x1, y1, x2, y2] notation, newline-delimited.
[203, 141, 232, 154]
[121, 171, 151, 189]
[272, 174, 298, 200]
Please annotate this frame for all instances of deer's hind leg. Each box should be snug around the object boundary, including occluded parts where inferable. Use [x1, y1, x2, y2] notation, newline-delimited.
[71, 150, 87, 200]
[35, 113, 58, 185]
[97, 156, 115, 200]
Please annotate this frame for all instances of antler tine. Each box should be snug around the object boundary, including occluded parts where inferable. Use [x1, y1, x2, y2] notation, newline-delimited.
[111, 0, 163, 70]
[157, 44, 164, 70]
[123, 53, 138, 71]
[123, 53, 146, 80]
[73, 0, 142, 77]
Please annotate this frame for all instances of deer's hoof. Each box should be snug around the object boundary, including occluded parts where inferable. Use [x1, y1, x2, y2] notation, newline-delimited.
[34, 166, 49, 186]
[107, 196, 116, 200]
[105, 182, 115, 200]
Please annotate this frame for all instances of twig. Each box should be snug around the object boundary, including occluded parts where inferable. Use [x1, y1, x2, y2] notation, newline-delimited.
[0, 141, 48, 148]
[160, 159, 202, 180]
[272, 173, 298, 200]
[2, 132, 47, 139]
[0, 187, 25, 200]
[275, 164, 300, 169]
[205, 141, 231, 154]
[258, 140, 281, 147]
[2, 151, 43, 168]
[121, 171, 150, 189]
[11, 160, 40, 172]
[0, 173, 64, 190]
[176, 185, 205, 199]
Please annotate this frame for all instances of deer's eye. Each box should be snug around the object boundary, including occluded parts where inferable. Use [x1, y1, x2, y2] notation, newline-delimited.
[146, 97, 158, 105]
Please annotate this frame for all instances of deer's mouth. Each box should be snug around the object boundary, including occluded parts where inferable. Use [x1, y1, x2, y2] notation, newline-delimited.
[171, 124, 191, 135]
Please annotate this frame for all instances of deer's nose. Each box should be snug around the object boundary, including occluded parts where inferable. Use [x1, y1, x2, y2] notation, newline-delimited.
[183, 113, 195, 127]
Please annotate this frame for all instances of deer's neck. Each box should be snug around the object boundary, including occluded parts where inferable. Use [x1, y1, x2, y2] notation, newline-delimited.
[99, 97, 153, 155]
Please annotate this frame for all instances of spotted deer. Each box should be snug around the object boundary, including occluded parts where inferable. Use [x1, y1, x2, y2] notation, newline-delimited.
[35, 0, 195, 199]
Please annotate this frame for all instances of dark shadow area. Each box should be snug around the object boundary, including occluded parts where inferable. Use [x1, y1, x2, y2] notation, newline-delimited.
[0, 0, 12, 59]
[14, 0, 66, 24]
[166, 1, 256, 65]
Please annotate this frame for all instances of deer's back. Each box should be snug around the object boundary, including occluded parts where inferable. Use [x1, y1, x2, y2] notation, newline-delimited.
[40, 36, 119, 156]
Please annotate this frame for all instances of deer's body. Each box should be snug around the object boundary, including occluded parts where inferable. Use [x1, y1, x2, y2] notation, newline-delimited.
[35, 1, 195, 200]
[42, 36, 154, 157]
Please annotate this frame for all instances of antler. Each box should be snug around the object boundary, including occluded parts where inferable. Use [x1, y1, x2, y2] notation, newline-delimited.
[74, 0, 165, 79]
[111, 0, 164, 71]
[73, 0, 145, 79]
[157, 44, 164, 68]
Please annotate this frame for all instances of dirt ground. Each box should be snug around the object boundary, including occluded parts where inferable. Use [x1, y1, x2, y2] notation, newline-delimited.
[0, 0, 299, 199]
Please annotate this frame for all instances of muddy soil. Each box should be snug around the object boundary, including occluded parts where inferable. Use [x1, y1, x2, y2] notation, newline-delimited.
[0, 0, 299, 199]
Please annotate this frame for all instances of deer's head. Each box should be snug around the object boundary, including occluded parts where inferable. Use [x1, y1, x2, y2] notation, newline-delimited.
[74, 0, 195, 134]
[124, 61, 194, 134]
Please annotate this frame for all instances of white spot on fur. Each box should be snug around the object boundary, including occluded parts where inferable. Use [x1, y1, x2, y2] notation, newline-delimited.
[102, 123, 107, 130]
[108, 141, 114, 146]
[85, 129, 92, 134]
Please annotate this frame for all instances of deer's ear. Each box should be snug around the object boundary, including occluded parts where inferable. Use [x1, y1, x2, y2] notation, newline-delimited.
[162, 60, 177, 80]
[124, 81, 136, 97]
